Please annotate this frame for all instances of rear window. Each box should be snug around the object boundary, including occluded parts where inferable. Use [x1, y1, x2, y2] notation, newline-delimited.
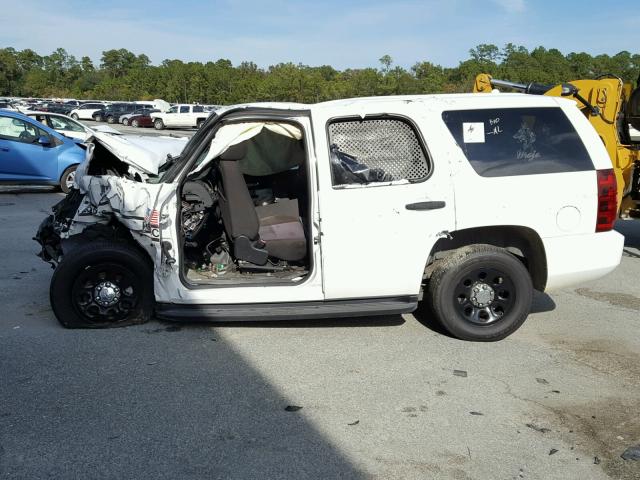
[442, 107, 593, 177]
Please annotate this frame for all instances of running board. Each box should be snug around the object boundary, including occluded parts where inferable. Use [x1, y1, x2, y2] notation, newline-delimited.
[155, 296, 418, 322]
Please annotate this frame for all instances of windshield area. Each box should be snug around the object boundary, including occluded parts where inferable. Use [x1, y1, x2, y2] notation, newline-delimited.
[147, 112, 219, 183]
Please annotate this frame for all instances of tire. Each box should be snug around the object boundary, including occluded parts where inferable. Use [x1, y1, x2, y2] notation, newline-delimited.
[107, 116, 115, 124]
[71, 113, 79, 120]
[196, 119, 204, 129]
[50, 240, 154, 328]
[59, 165, 77, 193]
[154, 119, 165, 130]
[122, 118, 129, 126]
[426, 245, 533, 342]
[131, 119, 139, 128]
[94, 114, 102, 122]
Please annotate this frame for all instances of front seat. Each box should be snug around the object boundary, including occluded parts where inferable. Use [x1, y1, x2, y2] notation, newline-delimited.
[217, 142, 306, 265]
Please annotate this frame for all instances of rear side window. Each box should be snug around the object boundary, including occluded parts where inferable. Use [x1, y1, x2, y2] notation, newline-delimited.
[327, 117, 430, 187]
[442, 107, 593, 177]
[193, 105, 204, 113]
[180, 106, 190, 113]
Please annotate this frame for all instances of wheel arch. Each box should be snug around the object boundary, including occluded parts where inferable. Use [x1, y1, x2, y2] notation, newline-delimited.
[426, 225, 547, 291]
[61, 220, 155, 267]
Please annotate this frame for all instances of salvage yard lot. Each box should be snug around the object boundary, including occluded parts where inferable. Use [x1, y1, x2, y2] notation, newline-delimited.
[0, 190, 639, 479]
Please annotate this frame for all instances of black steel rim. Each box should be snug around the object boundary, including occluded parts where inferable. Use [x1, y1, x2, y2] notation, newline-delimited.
[453, 266, 515, 325]
[71, 262, 140, 323]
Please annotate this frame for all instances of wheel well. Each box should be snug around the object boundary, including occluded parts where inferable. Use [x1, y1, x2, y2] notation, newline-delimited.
[426, 226, 547, 291]
[61, 220, 153, 266]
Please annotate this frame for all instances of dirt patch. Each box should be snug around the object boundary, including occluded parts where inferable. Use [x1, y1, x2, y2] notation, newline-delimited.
[550, 338, 640, 383]
[545, 337, 640, 390]
[575, 288, 640, 311]
[538, 398, 640, 480]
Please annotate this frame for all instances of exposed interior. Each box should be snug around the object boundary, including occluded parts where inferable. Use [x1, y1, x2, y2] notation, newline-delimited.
[179, 120, 311, 285]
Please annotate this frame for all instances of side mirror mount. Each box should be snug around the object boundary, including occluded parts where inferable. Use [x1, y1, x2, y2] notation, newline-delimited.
[37, 135, 51, 147]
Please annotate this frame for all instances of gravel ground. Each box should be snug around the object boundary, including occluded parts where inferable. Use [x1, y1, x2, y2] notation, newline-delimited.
[0, 188, 639, 480]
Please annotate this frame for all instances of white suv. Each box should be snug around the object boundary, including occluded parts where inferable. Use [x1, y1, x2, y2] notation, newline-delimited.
[36, 94, 624, 341]
[69, 103, 106, 120]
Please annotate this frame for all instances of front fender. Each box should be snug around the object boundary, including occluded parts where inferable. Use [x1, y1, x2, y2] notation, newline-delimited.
[57, 145, 85, 180]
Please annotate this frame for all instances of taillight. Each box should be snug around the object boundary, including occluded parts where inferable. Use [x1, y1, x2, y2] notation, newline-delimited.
[596, 169, 617, 232]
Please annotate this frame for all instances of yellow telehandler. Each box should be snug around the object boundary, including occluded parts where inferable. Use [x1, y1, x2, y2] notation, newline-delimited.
[473, 73, 640, 218]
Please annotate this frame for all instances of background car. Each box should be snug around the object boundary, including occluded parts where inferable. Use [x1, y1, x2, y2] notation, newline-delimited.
[26, 112, 94, 141]
[128, 112, 156, 128]
[69, 102, 105, 120]
[120, 108, 158, 126]
[39, 103, 74, 115]
[0, 110, 85, 192]
[92, 103, 140, 123]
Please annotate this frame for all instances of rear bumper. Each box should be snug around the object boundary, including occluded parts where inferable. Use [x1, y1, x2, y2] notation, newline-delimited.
[543, 230, 624, 290]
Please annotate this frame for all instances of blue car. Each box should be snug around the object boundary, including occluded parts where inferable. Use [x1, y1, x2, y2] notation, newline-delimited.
[0, 110, 85, 192]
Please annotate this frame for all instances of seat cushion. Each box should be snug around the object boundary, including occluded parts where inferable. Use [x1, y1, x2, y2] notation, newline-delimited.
[259, 215, 306, 261]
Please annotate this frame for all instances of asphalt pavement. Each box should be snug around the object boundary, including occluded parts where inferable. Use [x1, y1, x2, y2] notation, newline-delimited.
[1, 189, 639, 480]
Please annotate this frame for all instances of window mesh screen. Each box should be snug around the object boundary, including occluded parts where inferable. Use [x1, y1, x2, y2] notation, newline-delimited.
[328, 119, 429, 181]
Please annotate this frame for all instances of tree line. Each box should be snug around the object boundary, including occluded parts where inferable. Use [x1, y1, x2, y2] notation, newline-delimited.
[0, 45, 638, 104]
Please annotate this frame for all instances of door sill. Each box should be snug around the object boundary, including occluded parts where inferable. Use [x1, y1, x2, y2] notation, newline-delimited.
[155, 296, 418, 322]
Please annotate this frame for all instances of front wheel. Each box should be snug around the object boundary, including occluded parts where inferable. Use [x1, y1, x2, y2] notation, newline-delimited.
[122, 118, 129, 126]
[426, 245, 533, 342]
[50, 240, 154, 328]
[106, 116, 115, 124]
[131, 119, 139, 128]
[154, 119, 165, 130]
[71, 113, 79, 120]
[59, 165, 77, 193]
[94, 114, 102, 122]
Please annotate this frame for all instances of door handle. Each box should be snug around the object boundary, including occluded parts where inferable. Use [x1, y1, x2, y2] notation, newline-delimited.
[406, 201, 446, 211]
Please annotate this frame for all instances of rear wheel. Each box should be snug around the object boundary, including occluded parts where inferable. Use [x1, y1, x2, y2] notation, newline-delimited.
[122, 117, 129, 126]
[50, 240, 154, 328]
[154, 119, 165, 130]
[94, 114, 103, 122]
[107, 116, 115, 124]
[131, 119, 139, 128]
[426, 245, 533, 341]
[59, 165, 77, 193]
[196, 119, 205, 129]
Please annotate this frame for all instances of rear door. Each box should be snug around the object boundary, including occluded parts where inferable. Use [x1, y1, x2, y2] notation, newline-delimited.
[312, 105, 456, 300]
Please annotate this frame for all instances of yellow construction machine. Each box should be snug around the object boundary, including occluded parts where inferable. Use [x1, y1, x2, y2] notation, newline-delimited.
[473, 73, 640, 218]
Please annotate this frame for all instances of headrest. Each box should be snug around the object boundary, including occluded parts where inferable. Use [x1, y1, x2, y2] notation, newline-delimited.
[220, 142, 247, 161]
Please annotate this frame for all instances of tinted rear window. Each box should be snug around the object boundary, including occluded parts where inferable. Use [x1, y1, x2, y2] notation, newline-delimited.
[442, 107, 593, 177]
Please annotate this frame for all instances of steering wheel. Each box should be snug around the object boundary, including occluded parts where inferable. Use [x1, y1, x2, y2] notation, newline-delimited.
[19, 131, 36, 142]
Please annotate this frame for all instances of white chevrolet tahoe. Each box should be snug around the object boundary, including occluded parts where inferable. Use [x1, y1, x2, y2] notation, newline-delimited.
[151, 104, 209, 130]
[35, 94, 624, 341]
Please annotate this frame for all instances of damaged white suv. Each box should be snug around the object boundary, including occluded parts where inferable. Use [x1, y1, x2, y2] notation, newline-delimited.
[36, 94, 624, 341]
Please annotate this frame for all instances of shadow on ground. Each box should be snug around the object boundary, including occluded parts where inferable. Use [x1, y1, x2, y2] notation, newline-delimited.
[0, 191, 368, 479]
[1, 315, 370, 479]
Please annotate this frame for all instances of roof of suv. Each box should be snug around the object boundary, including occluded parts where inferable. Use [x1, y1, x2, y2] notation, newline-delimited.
[214, 93, 574, 117]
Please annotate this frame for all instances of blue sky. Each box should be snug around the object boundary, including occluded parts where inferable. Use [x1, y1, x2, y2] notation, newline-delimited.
[1, 0, 638, 69]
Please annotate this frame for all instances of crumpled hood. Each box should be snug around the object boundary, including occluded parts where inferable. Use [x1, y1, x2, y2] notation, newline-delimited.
[90, 131, 188, 175]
